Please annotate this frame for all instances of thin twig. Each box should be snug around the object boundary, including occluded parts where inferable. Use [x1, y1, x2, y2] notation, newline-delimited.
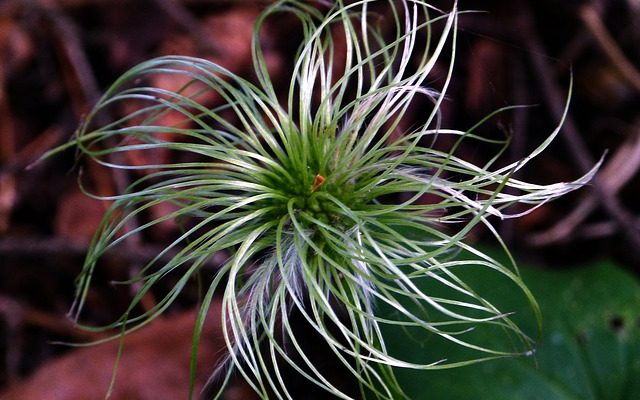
[579, 216, 640, 240]
[516, 0, 640, 260]
[579, 4, 640, 92]
[529, 128, 640, 245]
[8, 125, 65, 174]
[0, 296, 104, 341]
[38, 0, 158, 311]
[0, 236, 225, 269]
[500, 54, 530, 243]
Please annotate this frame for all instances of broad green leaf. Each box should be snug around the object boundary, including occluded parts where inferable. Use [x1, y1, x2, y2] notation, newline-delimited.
[383, 255, 640, 400]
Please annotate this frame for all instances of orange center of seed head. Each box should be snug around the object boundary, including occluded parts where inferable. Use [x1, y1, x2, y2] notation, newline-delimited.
[311, 174, 325, 192]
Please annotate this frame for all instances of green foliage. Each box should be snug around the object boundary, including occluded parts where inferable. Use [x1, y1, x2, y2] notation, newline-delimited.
[43, 0, 601, 399]
[385, 255, 640, 400]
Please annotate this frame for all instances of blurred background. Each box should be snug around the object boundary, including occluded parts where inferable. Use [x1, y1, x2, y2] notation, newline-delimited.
[0, 0, 638, 398]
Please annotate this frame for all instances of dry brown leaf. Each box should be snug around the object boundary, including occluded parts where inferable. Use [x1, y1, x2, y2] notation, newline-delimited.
[0, 301, 245, 400]
[54, 190, 106, 246]
[0, 174, 16, 233]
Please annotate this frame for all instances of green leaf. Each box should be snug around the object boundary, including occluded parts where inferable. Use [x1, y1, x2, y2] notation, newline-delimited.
[383, 254, 640, 400]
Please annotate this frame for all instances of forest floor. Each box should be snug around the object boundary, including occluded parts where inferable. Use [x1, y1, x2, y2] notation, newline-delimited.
[0, 0, 639, 398]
